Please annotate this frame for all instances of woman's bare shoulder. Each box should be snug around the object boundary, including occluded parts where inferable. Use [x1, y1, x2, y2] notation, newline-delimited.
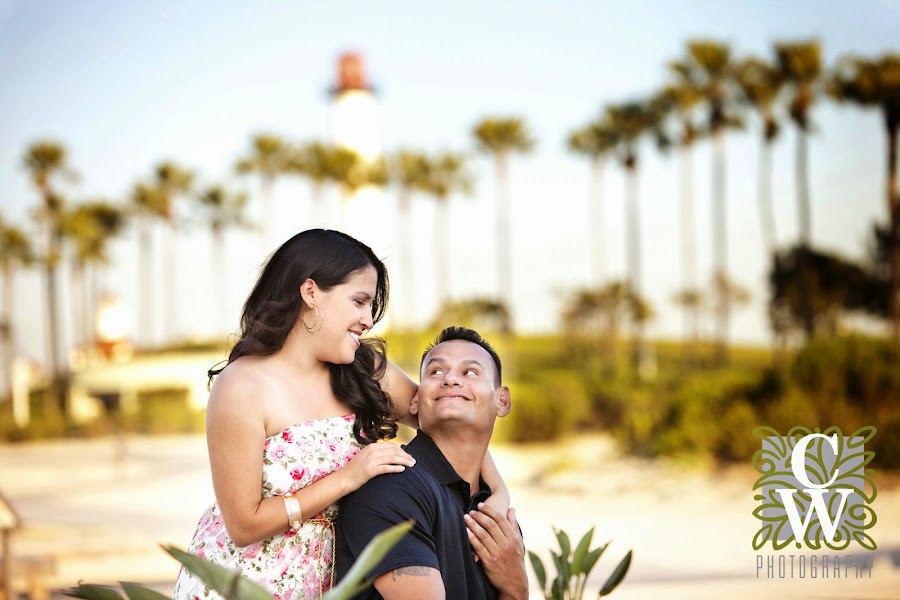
[207, 356, 276, 412]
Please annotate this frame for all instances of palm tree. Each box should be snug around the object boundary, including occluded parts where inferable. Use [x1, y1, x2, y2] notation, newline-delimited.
[129, 182, 164, 347]
[235, 134, 289, 250]
[388, 150, 430, 330]
[775, 39, 823, 339]
[605, 100, 665, 377]
[59, 201, 127, 349]
[472, 117, 535, 328]
[153, 161, 194, 344]
[423, 152, 473, 309]
[681, 39, 740, 363]
[830, 53, 900, 340]
[566, 119, 619, 286]
[658, 73, 705, 350]
[196, 185, 253, 334]
[289, 142, 365, 229]
[0, 216, 34, 405]
[735, 57, 784, 259]
[22, 141, 74, 415]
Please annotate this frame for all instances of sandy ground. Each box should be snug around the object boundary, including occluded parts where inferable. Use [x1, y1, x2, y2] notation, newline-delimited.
[1, 432, 899, 599]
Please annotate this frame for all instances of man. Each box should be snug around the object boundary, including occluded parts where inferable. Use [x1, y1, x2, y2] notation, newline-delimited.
[334, 326, 528, 599]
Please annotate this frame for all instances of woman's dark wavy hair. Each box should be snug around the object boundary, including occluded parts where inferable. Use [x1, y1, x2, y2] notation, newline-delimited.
[209, 229, 396, 444]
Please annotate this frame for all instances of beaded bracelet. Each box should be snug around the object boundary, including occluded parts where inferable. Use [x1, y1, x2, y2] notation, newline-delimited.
[283, 493, 302, 531]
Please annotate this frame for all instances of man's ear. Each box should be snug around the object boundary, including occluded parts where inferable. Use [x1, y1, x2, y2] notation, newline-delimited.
[299, 278, 318, 309]
[496, 386, 511, 418]
[409, 395, 420, 415]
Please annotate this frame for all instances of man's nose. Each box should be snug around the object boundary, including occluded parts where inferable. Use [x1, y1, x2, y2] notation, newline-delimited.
[441, 369, 462, 386]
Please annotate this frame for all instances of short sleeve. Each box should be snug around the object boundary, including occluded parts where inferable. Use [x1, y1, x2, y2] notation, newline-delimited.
[336, 470, 441, 583]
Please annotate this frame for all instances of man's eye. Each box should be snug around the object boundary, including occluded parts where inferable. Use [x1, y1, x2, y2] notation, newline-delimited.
[464, 369, 477, 375]
[431, 369, 444, 375]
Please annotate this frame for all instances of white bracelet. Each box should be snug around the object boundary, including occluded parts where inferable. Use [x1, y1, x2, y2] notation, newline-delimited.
[283, 493, 302, 531]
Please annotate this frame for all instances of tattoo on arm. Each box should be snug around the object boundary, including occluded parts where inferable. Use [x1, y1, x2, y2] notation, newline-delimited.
[390, 566, 433, 581]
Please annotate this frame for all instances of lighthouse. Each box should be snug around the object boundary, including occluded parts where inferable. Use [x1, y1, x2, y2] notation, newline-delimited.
[329, 51, 380, 161]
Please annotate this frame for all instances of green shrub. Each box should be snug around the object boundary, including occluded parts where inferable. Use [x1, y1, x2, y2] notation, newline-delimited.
[135, 388, 205, 434]
[495, 370, 590, 443]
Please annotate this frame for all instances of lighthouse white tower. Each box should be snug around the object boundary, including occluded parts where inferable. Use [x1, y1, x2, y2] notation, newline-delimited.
[329, 52, 380, 161]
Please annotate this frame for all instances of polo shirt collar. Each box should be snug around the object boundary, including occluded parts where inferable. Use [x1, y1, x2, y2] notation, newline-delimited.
[405, 430, 463, 486]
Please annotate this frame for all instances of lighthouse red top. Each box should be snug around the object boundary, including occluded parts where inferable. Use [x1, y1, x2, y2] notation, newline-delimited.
[334, 52, 373, 93]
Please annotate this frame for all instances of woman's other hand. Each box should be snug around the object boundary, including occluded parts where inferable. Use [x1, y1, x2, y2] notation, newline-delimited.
[341, 442, 416, 493]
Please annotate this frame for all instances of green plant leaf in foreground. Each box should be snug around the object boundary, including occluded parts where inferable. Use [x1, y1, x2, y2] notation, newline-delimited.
[63, 521, 412, 600]
[325, 520, 414, 599]
[163, 546, 274, 600]
[599, 550, 633, 597]
[528, 550, 548, 590]
[120, 582, 172, 600]
[63, 583, 127, 600]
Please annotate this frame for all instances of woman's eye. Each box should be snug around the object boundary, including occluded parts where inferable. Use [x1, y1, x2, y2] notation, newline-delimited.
[354, 299, 364, 306]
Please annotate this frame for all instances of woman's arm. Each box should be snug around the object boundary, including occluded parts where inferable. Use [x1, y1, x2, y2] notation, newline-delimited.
[207, 367, 414, 548]
[481, 450, 510, 513]
[380, 359, 419, 429]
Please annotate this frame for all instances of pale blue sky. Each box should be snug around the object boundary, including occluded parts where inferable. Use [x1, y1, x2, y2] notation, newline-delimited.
[2, 0, 899, 364]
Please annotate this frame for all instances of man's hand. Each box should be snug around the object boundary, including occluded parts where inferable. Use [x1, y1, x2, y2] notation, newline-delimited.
[464, 503, 529, 599]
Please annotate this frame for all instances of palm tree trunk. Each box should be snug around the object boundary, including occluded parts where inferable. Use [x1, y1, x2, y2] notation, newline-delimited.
[885, 106, 900, 342]
[435, 196, 450, 309]
[680, 142, 699, 349]
[138, 220, 153, 348]
[758, 139, 777, 257]
[796, 124, 815, 338]
[40, 188, 64, 418]
[311, 182, 325, 230]
[396, 189, 413, 330]
[494, 152, 513, 322]
[1, 264, 13, 403]
[625, 161, 643, 376]
[70, 261, 85, 349]
[164, 222, 178, 344]
[261, 176, 275, 252]
[88, 263, 100, 349]
[589, 156, 606, 287]
[212, 226, 227, 335]
[712, 130, 729, 364]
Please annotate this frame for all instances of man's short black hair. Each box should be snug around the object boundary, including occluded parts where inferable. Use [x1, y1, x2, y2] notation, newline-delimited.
[420, 326, 502, 386]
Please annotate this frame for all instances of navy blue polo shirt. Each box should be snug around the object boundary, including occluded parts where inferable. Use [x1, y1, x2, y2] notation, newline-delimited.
[334, 430, 498, 600]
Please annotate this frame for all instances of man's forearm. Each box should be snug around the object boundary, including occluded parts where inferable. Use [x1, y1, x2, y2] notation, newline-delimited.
[373, 565, 445, 600]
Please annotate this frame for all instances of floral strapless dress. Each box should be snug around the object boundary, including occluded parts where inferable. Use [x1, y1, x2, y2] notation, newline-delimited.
[173, 414, 361, 600]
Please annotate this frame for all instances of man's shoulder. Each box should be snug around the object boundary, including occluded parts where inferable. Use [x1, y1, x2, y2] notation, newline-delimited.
[345, 457, 440, 505]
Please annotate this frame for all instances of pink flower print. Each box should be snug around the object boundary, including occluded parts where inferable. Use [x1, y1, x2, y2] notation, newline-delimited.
[281, 429, 293, 443]
[290, 467, 306, 481]
[271, 445, 286, 461]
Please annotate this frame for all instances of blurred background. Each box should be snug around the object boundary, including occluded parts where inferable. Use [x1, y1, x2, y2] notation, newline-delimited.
[1, 1, 899, 598]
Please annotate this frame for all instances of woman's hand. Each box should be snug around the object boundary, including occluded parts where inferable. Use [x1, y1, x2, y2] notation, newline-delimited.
[340, 442, 416, 493]
[481, 487, 511, 515]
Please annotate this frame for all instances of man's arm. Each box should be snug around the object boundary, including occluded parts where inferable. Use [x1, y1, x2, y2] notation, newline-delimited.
[464, 504, 529, 600]
[372, 565, 445, 600]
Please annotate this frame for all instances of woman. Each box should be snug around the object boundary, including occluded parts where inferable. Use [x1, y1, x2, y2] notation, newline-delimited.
[174, 229, 508, 600]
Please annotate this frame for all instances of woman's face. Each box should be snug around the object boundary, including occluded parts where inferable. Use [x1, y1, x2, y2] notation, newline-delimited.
[311, 264, 378, 364]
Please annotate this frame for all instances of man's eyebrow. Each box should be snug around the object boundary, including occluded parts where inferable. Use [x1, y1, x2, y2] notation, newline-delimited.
[423, 357, 485, 370]
[460, 359, 485, 370]
[423, 356, 448, 368]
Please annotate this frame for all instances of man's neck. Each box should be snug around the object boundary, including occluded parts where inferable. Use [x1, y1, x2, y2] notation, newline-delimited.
[428, 429, 491, 494]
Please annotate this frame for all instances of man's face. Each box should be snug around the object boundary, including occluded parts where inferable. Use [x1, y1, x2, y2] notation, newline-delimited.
[415, 339, 510, 433]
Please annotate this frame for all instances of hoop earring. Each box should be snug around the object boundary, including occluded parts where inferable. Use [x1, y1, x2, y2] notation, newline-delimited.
[302, 304, 323, 334]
